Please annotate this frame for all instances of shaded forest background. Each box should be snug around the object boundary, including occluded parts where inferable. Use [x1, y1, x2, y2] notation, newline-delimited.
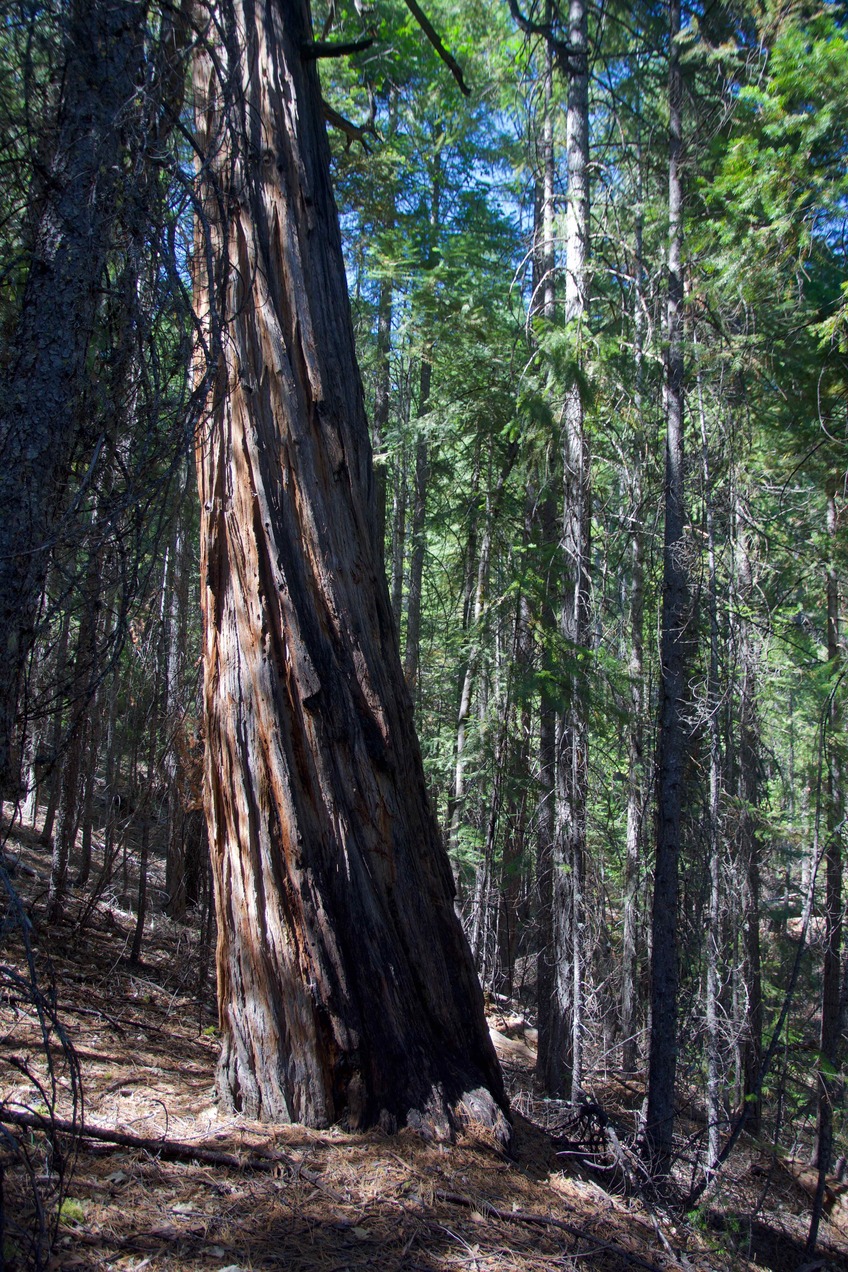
[2, 0, 848, 1262]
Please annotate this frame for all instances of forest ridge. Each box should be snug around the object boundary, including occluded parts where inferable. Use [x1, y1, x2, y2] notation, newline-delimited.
[0, 0, 846, 1268]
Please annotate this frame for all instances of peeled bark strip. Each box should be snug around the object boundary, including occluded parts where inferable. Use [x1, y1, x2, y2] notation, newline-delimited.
[193, 0, 508, 1140]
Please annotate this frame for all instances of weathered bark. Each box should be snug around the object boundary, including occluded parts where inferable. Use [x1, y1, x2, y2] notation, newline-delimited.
[645, 0, 686, 1175]
[0, 0, 145, 794]
[193, 0, 508, 1139]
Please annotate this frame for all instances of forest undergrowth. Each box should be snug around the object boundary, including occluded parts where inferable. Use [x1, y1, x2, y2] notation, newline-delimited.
[1, 807, 847, 1272]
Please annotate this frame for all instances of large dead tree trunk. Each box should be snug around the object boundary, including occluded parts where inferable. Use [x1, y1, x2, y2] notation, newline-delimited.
[192, 0, 508, 1140]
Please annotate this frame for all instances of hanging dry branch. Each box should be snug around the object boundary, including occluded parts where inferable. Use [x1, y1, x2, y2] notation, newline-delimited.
[401, 0, 471, 96]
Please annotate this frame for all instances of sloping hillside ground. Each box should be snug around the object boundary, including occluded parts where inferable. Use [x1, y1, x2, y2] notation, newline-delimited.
[2, 809, 847, 1272]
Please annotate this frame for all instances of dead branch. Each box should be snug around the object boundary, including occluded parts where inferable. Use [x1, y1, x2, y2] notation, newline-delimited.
[302, 37, 373, 59]
[401, 0, 471, 96]
[322, 103, 378, 152]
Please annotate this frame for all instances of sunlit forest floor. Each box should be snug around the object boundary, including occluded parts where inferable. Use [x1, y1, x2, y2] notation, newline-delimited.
[3, 812, 848, 1271]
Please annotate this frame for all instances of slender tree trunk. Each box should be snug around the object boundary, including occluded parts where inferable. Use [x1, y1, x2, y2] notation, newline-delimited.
[645, 0, 686, 1175]
[372, 274, 393, 562]
[621, 138, 647, 1077]
[164, 461, 197, 920]
[499, 587, 533, 995]
[554, 0, 591, 1102]
[451, 444, 517, 852]
[0, 0, 144, 793]
[698, 365, 722, 1171]
[534, 27, 568, 1094]
[75, 718, 100, 889]
[371, 115, 396, 567]
[735, 486, 763, 1136]
[130, 700, 161, 964]
[403, 357, 432, 695]
[390, 443, 408, 631]
[47, 548, 101, 920]
[404, 149, 442, 695]
[474, 703, 512, 988]
[809, 485, 843, 1255]
[192, 0, 508, 1139]
[447, 448, 481, 849]
[39, 611, 71, 847]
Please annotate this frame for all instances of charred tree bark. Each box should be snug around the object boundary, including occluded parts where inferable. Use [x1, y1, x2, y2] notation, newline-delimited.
[193, 0, 508, 1139]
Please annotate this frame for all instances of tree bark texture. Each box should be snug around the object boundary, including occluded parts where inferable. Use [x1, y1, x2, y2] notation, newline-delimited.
[645, 0, 686, 1175]
[193, 0, 508, 1139]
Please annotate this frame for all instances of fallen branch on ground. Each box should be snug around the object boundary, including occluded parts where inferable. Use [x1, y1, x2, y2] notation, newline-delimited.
[0, 1108, 338, 1195]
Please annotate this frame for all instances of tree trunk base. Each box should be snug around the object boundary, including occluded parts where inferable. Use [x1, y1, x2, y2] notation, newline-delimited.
[215, 1055, 511, 1149]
